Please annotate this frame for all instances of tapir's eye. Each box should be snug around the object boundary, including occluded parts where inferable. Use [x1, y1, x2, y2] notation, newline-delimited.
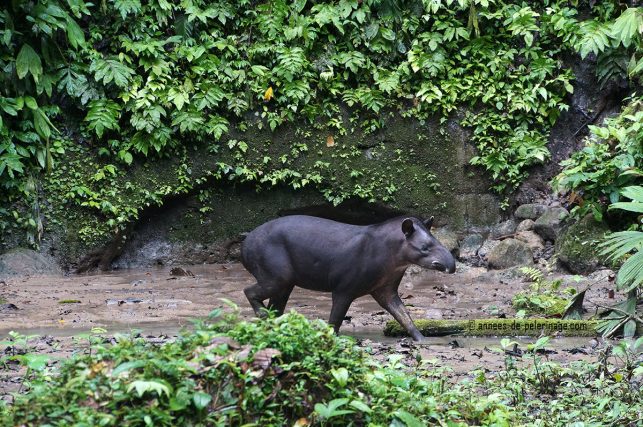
[421, 244, 430, 252]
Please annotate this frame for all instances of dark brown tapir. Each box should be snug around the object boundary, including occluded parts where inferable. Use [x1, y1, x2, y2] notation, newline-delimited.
[240, 215, 456, 341]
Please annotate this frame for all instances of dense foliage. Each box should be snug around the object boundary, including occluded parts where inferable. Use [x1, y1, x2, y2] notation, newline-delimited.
[555, 96, 643, 222]
[1, 311, 642, 426]
[2, 0, 639, 247]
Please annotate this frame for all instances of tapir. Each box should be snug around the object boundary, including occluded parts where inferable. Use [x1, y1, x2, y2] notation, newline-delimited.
[240, 215, 456, 341]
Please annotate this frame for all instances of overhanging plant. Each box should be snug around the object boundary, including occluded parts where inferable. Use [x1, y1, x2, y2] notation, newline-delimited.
[598, 184, 643, 338]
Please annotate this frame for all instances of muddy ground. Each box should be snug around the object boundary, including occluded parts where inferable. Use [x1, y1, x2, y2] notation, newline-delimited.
[0, 262, 622, 398]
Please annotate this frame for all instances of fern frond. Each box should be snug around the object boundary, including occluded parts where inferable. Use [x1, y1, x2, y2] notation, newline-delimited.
[599, 231, 643, 261]
[615, 250, 643, 292]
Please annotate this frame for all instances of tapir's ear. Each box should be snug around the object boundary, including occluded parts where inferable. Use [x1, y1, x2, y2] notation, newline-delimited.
[424, 216, 434, 229]
[402, 218, 415, 237]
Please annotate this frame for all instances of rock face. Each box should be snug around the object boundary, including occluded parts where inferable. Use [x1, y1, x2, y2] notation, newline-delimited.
[12, 112, 502, 270]
[458, 233, 484, 261]
[478, 238, 500, 260]
[486, 238, 533, 269]
[514, 231, 545, 252]
[556, 214, 610, 274]
[0, 248, 62, 278]
[534, 207, 569, 241]
[516, 219, 535, 232]
[515, 204, 548, 220]
[490, 219, 517, 239]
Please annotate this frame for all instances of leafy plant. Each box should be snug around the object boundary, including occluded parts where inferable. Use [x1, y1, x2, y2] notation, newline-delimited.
[2, 0, 608, 246]
[555, 96, 643, 221]
[597, 185, 643, 338]
[513, 267, 577, 317]
[2, 310, 642, 426]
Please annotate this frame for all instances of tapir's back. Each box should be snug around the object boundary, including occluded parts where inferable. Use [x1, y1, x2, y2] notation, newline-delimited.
[241, 215, 371, 290]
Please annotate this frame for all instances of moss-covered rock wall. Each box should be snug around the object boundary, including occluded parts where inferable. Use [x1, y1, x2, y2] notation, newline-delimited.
[35, 111, 500, 270]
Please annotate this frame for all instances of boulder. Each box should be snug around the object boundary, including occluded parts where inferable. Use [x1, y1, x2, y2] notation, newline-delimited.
[534, 207, 569, 242]
[516, 219, 535, 232]
[556, 214, 610, 274]
[490, 219, 517, 239]
[515, 204, 548, 220]
[514, 230, 545, 252]
[478, 238, 500, 259]
[487, 238, 533, 269]
[432, 228, 459, 257]
[458, 233, 484, 260]
[0, 248, 62, 279]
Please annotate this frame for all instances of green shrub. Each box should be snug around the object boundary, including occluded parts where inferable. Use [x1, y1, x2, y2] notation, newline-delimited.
[0, 310, 516, 426]
[2, 310, 642, 426]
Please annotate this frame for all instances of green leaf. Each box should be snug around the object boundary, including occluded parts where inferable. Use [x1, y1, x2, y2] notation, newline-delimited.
[394, 410, 424, 427]
[114, 0, 142, 19]
[22, 354, 50, 371]
[90, 58, 135, 88]
[16, 44, 43, 83]
[168, 88, 190, 110]
[33, 109, 51, 140]
[621, 186, 643, 204]
[349, 400, 371, 413]
[127, 380, 172, 398]
[24, 96, 38, 110]
[85, 99, 121, 138]
[611, 8, 642, 48]
[609, 202, 643, 213]
[36, 149, 46, 168]
[331, 367, 349, 387]
[112, 360, 146, 377]
[66, 17, 85, 48]
[600, 231, 643, 261]
[192, 392, 212, 410]
[615, 251, 643, 292]
[119, 150, 134, 165]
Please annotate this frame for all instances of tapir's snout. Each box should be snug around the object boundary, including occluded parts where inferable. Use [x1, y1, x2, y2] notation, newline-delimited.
[431, 246, 456, 274]
[446, 259, 456, 274]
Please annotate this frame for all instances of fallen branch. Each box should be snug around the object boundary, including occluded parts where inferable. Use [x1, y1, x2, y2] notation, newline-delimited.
[384, 318, 605, 337]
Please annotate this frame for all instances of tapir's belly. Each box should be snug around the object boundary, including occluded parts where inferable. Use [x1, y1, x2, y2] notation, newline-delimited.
[284, 243, 389, 295]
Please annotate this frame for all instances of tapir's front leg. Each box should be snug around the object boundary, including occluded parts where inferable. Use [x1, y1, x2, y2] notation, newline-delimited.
[371, 288, 424, 342]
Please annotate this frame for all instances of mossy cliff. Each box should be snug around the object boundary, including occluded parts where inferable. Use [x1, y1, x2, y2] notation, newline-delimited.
[21, 112, 500, 270]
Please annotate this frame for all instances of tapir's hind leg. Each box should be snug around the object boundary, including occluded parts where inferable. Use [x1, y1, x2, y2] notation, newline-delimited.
[243, 247, 294, 317]
[244, 281, 294, 317]
[328, 292, 354, 334]
[243, 283, 272, 317]
[267, 284, 294, 315]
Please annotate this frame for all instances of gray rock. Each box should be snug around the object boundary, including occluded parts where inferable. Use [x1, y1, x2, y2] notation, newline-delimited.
[458, 233, 484, 260]
[515, 204, 548, 220]
[490, 219, 517, 239]
[0, 248, 62, 279]
[514, 230, 545, 252]
[478, 239, 500, 259]
[534, 207, 569, 241]
[587, 269, 615, 282]
[424, 308, 444, 319]
[516, 219, 535, 232]
[487, 238, 533, 269]
[556, 214, 610, 274]
[432, 228, 459, 257]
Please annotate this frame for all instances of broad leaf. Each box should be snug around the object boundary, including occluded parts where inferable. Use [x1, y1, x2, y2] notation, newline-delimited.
[16, 44, 43, 82]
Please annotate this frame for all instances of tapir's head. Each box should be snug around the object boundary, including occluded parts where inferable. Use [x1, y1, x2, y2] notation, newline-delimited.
[400, 217, 456, 274]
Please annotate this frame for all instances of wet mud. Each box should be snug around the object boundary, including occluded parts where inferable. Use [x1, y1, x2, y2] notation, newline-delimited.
[0, 263, 620, 397]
